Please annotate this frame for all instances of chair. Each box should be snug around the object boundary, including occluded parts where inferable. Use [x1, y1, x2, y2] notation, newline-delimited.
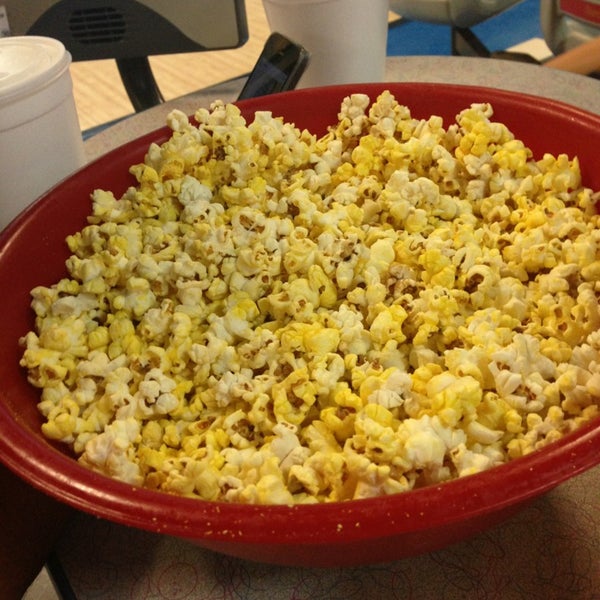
[389, 0, 526, 57]
[540, 0, 600, 55]
[3, 0, 248, 112]
[390, 0, 522, 28]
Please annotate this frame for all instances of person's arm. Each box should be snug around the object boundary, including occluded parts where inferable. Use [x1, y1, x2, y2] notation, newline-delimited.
[0, 463, 73, 599]
[544, 36, 600, 75]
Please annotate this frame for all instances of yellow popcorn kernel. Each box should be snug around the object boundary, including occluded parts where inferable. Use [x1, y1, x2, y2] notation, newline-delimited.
[343, 202, 365, 228]
[66, 255, 103, 284]
[303, 325, 340, 355]
[247, 471, 296, 505]
[504, 409, 523, 434]
[189, 465, 221, 501]
[312, 451, 349, 501]
[283, 235, 318, 275]
[430, 263, 456, 289]
[492, 141, 529, 172]
[419, 246, 452, 284]
[235, 246, 268, 277]
[369, 304, 408, 345]
[546, 404, 566, 427]
[351, 135, 381, 177]
[358, 368, 395, 404]
[507, 438, 532, 459]
[205, 428, 230, 452]
[586, 372, 600, 397]
[352, 460, 409, 499]
[180, 434, 205, 457]
[272, 367, 317, 426]
[223, 297, 260, 340]
[561, 375, 594, 415]
[108, 330, 142, 360]
[121, 277, 157, 318]
[29, 286, 61, 318]
[141, 420, 163, 450]
[525, 412, 543, 433]
[302, 419, 342, 455]
[320, 406, 356, 443]
[444, 347, 489, 388]
[426, 372, 482, 426]
[476, 392, 509, 429]
[556, 367, 580, 395]
[539, 337, 573, 364]
[575, 404, 600, 427]
[163, 423, 182, 448]
[520, 243, 560, 273]
[479, 191, 512, 223]
[205, 277, 228, 301]
[307, 264, 338, 308]
[539, 154, 581, 193]
[89, 189, 136, 224]
[333, 382, 364, 412]
[364, 282, 387, 308]
[82, 277, 108, 296]
[450, 443, 496, 477]
[281, 278, 319, 320]
[410, 310, 440, 347]
[163, 470, 198, 497]
[42, 408, 78, 441]
[108, 315, 135, 340]
[334, 260, 357, 290]
[332, 161, 355, 185]
[411, 363, 443, 397]
[38, 319, 84, 354]
[458, 129, 490, 158]
[278, 322, 311, 354]
[290, 451, 346, 500]
[88, 326, 110, 351]
[237, 328, 278, 371]
[223, 409, 257, 449]
[158, 156, 185, 181]
[367, 237, 395, 275]
[581, 260, 600, 282]
[404, 208, 429, 233]
[352, 415, 401, 465]
[21, 348, 68, 387]
[362, 402, 396, 427]
[288, 460, 325, 497]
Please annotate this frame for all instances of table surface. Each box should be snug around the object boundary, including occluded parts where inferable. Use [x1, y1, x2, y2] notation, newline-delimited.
[53, 56, 600, 600]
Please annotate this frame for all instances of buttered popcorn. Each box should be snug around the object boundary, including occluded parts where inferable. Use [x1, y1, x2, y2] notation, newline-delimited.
[20, 92, 600, 504]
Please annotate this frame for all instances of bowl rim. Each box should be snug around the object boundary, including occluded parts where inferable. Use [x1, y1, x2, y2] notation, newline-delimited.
[1, 401, 599, 544]
[1, 81, 600, 546]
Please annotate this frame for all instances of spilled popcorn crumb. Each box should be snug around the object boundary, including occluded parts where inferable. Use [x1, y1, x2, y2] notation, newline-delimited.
[20, 92, 600, 505]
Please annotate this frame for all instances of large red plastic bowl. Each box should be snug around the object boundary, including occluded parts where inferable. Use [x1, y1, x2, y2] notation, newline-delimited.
[1, 83, 600, 568]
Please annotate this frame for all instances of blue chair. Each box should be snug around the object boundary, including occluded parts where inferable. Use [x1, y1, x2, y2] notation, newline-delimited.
[389, 0, 525, 56]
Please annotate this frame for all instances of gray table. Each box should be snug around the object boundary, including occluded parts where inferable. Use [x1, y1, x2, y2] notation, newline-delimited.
[58, 56, 600, 600]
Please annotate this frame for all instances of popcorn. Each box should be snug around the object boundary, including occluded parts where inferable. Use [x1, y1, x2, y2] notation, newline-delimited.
[20, 91, 600, 505]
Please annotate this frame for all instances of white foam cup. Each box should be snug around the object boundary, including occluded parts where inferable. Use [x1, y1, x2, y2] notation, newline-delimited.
[0, 36, 86, 231]
[261, 0, 390, 88]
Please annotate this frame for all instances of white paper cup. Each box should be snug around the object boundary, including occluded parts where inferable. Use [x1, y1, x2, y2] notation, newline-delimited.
[0, 36, 86, 231]
[261, 0, 389, 88]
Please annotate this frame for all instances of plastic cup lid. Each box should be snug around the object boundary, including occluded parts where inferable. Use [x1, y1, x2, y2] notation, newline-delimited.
[0, 36, 70, 103]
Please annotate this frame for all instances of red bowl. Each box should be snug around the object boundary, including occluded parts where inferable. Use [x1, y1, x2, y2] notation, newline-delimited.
[1, 83, 600, 568]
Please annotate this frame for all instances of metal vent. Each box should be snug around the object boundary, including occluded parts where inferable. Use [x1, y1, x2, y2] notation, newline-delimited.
[68, 7, 126, 44]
